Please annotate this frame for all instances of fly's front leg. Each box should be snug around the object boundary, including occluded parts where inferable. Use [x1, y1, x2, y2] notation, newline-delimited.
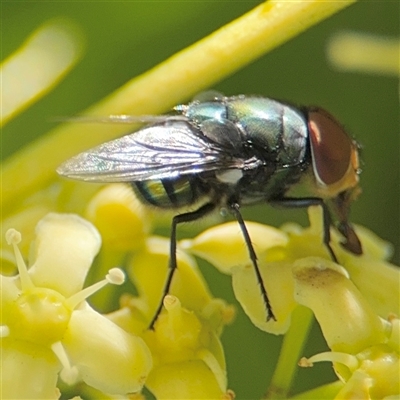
[270, 197, 338, 263]
[229, 201, 276, 322]
[148, 202, 216, 330]
[332, 190, 363, 255]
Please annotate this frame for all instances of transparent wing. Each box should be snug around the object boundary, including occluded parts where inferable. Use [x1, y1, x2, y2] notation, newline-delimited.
[57, 120, 245, 182]
[53, 114, 184, 124]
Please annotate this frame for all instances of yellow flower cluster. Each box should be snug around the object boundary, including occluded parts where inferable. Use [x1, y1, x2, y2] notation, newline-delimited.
[87, 184, 235, 398]
[2, 182, 397, 399]
[1, 184, 236, 399]
[1, 213, 152, 398]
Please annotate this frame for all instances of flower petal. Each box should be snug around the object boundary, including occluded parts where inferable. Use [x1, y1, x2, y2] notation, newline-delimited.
[292, 257, 387, 354]
[1, 338, 60, 399]
[341, 255, 400, 318]
[28, 213, 101, 297]
[181, 221, 288, 274]
[0, 275, 20, 303]
[62, 306, 152, 395]
[129, 236, 212, 321]
[85, 183, 151, 252]
[146, 360, 226, 400]
[232, 260, 296, 334]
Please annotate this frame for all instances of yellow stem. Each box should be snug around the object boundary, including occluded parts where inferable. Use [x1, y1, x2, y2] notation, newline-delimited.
[2, 0, 356, 212]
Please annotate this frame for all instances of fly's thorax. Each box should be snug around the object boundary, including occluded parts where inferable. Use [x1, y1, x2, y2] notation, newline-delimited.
[226, 96, 308, 165]
[239, 163, 308, 205]
[183, 100, 227, 125]
[183, 95, 309, 167]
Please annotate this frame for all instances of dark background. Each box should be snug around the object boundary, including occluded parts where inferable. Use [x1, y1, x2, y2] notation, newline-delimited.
[2, 2, 399, 398]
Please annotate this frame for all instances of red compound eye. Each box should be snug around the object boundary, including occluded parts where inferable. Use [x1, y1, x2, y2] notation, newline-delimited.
[308, 107, 354, 186]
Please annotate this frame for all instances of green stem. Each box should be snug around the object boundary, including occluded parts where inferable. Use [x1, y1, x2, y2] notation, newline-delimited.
[265, 305, 314, 399]
[290, 380, 343, 400]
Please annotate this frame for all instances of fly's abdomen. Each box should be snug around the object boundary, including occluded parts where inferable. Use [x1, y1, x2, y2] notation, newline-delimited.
[132, 176, 200, 209]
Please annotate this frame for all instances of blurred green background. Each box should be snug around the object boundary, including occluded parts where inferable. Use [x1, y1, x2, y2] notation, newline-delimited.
[2, 1, 399, 399]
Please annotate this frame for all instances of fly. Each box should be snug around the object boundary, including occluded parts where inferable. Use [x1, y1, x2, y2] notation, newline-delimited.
[57, 92, 363, 329]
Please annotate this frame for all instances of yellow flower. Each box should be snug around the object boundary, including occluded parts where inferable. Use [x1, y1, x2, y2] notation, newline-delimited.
[1, 213, 152, 398]
[84, 183, 151, 253]
[82, 181, 234, 398]
[143, 295, 230, 399]
[108, 292, 234, 399]
[180, 221, 292, 334]
[183, 206, 399, 398]
[184, 206, 399, 331]
[296, 258, 399, 399]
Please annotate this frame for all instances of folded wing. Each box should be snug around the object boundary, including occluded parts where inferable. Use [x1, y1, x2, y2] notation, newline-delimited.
[57, 120, 245, 182]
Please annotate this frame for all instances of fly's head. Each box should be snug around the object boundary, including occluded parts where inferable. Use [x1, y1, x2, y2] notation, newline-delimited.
[307, 106, 362, 255]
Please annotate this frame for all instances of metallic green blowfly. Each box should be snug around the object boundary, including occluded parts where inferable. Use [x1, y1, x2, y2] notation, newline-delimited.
[57, 92, 363, 329]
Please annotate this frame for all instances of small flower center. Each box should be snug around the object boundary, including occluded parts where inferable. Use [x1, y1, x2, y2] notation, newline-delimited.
[8, 287, 71, 346]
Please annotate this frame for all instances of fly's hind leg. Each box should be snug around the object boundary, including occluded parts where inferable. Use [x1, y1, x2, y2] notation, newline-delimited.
[148, 202, 216, 330]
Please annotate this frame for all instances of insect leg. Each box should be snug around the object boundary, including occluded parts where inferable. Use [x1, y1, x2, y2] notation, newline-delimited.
[332, 190, 363, 255]
[270, 197, 338, 263]
[149, 202, 216, 330]
[229, 201, 276, 322]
